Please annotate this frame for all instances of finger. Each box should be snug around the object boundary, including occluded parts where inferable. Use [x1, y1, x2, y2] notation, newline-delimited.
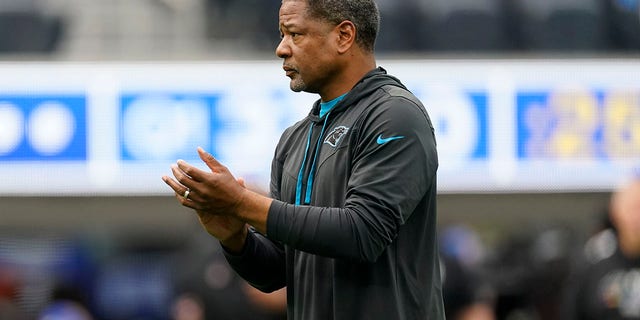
[163, 181, 207, 209]
[162, 175, 188, 195]
[171, 164, 196, 189]
[163, 176, 201, 208]
[174, 192, 202, 210]
[176, 159, 211, 183]
[163, 176, 198, 202]
[198, 147, 226, 173]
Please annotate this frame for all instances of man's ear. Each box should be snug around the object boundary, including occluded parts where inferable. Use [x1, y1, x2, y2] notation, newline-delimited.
[335, 20, 356, 54]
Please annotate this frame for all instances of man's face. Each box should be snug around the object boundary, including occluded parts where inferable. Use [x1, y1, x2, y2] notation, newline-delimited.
[276, 0, 339, 94]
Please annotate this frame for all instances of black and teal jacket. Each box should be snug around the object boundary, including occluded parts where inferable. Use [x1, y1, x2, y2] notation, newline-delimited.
[225, 67, 444, 320]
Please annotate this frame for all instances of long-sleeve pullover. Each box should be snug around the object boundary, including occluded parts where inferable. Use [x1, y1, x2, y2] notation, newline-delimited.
[225, 67, 445, 320]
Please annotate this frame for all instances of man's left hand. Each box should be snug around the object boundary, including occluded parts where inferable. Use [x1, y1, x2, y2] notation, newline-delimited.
[163, 147, 247, 217]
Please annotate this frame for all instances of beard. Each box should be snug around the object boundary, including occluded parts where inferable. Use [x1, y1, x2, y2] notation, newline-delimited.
[289, 74, 307, 93]
[289, 73, 322, 95]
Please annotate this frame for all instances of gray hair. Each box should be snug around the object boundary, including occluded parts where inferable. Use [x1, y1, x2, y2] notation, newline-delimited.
[302, 0, 380, 53]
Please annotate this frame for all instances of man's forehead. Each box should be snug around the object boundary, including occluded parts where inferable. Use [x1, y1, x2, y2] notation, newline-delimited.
[280, 0, 308, 13]
[279, 0, 310, 22]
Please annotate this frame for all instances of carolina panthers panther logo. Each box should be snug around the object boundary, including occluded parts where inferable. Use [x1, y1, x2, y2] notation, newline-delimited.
[324, 126, 349, 147]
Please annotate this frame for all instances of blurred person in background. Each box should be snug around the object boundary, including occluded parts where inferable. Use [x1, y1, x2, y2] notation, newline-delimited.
[37, 283, 95, 320]
[37, 300, 93, 320]
[0, 265, 26, 320]
[439, 225, 496, 320]
[562, 177, 640, 320]
[163, 0, 443, 319]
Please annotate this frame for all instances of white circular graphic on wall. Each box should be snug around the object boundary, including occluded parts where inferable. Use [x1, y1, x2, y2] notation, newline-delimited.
[0, 102, 24, 155]
[28, 102, 76, 156]
[122, 96, 209, 160]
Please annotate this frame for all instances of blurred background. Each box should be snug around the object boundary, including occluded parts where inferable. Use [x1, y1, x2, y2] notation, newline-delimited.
[0, 0, 639, 319]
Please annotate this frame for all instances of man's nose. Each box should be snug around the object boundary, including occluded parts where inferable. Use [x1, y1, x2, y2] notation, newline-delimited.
[276, 37, 290, 58]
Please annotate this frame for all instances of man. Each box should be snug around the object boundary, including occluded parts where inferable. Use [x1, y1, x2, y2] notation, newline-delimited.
[562, 177, 640, 319]
[162, 0, 444, 318]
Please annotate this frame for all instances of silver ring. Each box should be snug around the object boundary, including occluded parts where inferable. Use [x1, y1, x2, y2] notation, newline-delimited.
[183, 189, 190, 199]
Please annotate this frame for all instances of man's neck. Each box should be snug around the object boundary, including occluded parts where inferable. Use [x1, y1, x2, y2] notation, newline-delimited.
[319, 57, 376, 101]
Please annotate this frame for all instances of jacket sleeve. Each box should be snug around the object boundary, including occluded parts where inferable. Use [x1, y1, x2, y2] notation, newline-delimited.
[267, 95, 438, 263]
[222, 228, 286, 293]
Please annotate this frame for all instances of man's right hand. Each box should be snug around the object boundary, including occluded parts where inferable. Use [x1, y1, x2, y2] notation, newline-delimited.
[197, 211, 248, 253]
[195, 177, 250, 253]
